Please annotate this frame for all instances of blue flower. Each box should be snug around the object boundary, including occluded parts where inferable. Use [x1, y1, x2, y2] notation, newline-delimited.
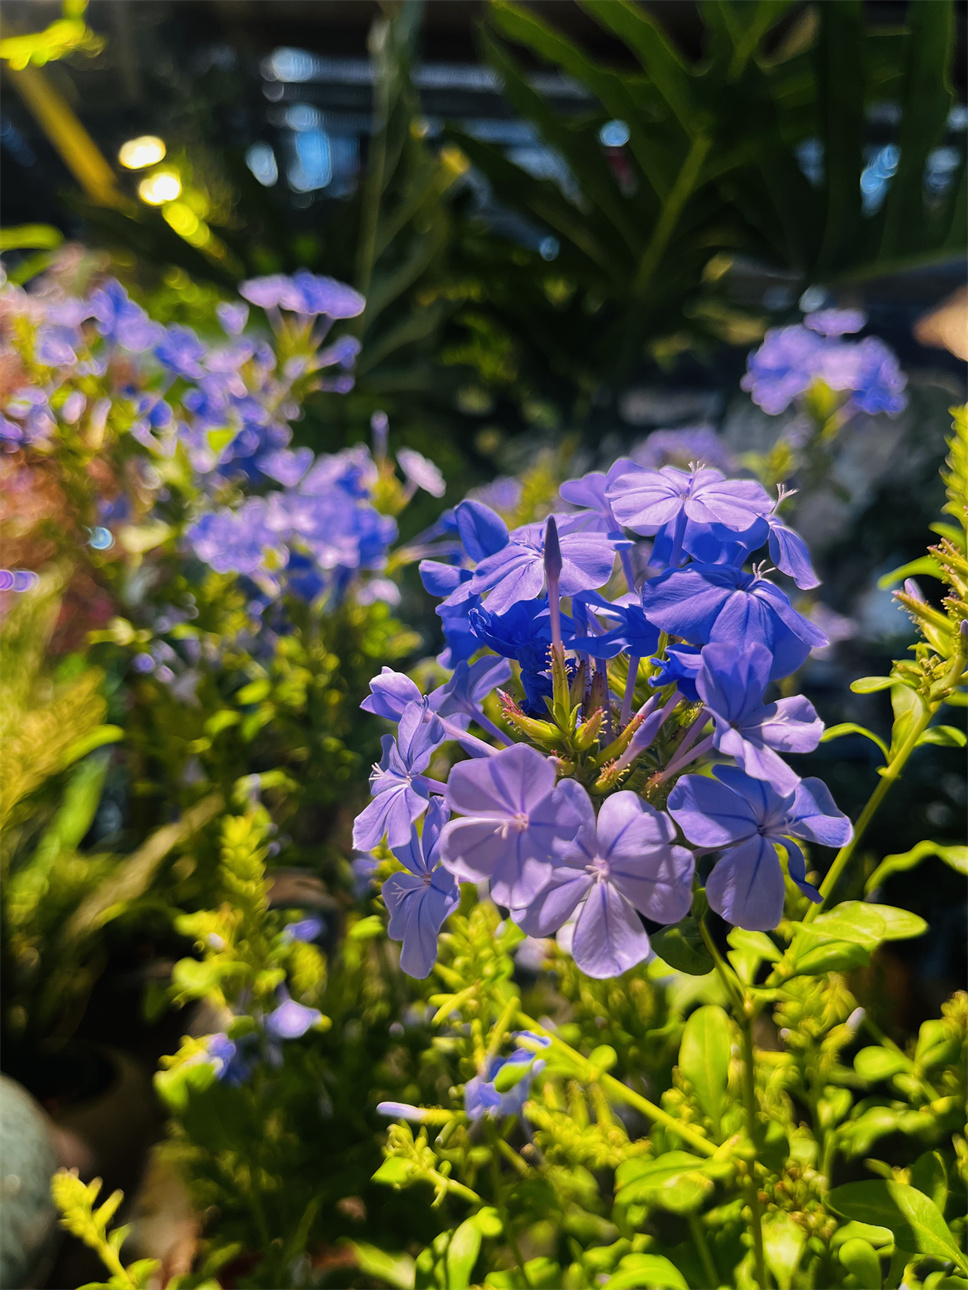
[155, 325, 207, 379]
[464, 1034, 550, 1121]
[668, 765, 851, 930]
[467, 514, 618, 613]
[239, 271, 365, 319]
[607, 465, 772, 537]
[383, 798, 459, 978]
[89, 280, 161, 352]
[206, 1033, 254, 1086]
[433, 656, 512, 723]
[649, 643, 702, 702]
[570, 591, 659, 660]
[514, 782, 693, 979]
[352, 701, 445, 850]
[641, 563, 827, 680]
[265, 991, 324, 1039]
[697, 642, 823, 795]
[741, 325, 826, 414]
[468, 597, 573, 714]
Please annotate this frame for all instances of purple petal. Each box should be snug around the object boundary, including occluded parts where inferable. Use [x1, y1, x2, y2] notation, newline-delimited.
[667, 774, 760, 847]
[571, 881, 653, 978]
[456, 500, 509, 562]
[705, 835, 786, 931]
[767, 521, 819, 590]
[789, 777, 853, 847]
[445, 743, 556, 818]
[514, 869, 592, 936]
[361, 668, 423, 720]
[265, 997, 322, 1039]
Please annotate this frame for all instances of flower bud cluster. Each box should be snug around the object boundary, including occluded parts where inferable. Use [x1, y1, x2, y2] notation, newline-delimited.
[354, 460, 853, 980]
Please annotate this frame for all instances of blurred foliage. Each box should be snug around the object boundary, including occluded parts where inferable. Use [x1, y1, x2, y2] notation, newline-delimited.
[441, 0, 964, 406]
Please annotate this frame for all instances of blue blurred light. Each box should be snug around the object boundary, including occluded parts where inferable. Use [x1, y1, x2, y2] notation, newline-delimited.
[289, 130, 332, 192]
[87, 527, 114, 551]
[539, 237, 560, 261]
[264, 47, 319, 83]
[599, 119, 630, 148]
[286, 103, 322, 131]
[246, 144, 278, 187]
[860, 144, 900, 212]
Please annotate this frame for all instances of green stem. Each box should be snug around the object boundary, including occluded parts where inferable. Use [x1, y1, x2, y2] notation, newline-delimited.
[688, 1212, 720, 1288]
[699, 918, 745, 1014]
[698, 921, 770, 1287]
[805, 698, 937, 921]
[738, 1014, 771, 1290]
[515, 1011, 716, 1158]
[488, 1125, 532, 1288]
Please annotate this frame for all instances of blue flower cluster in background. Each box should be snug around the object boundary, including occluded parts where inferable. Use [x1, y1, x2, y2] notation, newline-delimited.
[742, 308, 908, 417]
[1, 272, 445, 619]
[355, 458, 853, 979]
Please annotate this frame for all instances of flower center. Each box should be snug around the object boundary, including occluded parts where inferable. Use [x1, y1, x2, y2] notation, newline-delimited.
[586, 854, 610, 882]
[499, 811, 530, 838]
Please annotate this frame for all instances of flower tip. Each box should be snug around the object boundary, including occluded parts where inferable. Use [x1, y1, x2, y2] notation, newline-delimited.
[376, 1100, 426, 1122]
[543, 515, 563, 583]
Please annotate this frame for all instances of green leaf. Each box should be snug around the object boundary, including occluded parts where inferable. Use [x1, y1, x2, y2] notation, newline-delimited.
[603, 1253, 690, 1290]
[821, 722, 889, 761]
[204, 709, 241, 737]
[372, 1156, 412, 1188]
[348, 915, 386, 941]
[493, 1061, 530, 1093]
[910, 1151, 948, 1215]
[890, 683, 928, 757]
[444, 1218, 483, 1290]
[580, 0, 697, 137]
[866, 840, 968, 893]
[117, 521, 171, 554]
[863, 903, 927, 941]
[472, 1207, 503, 1238]
[763, 1208, 806, 1290]
[877, 555, 944, 588]
[853, 1047, 909, 1082]
[879, 0, 955, 259]
[790, 938, 872, 977]
[0, 222, 64, 251]
[827, 1181, 968, 1274]
[614, 1151, 714, 1213]
[812, 0, 864, 275]
[918, 725, 967, 748]
[832, 1220, 895, 1252]
[850, 676, 896, 693]
[62, 724, 123, 766]
[651, 917, 714, 975]
[838, 1238, 882, 1289]
[235, 678, 271, 705]
[679, 1005, 730, 1125]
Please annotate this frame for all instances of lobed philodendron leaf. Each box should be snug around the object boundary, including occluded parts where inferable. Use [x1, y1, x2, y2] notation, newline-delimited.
[827, 1181, 968, 1275]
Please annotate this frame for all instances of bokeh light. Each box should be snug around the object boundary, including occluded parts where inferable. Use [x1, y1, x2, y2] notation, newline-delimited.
[118, 135, 166, 169]
[137, 170, 181, 204]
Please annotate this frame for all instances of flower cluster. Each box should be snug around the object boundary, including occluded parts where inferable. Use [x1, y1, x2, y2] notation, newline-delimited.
[354, 460, 853, 979]
[742, 308, 907, 418]
[0, 269, 441, 615]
